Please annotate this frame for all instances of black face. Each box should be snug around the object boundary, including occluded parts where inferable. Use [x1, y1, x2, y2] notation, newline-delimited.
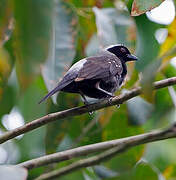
[106, 45, 138, 62]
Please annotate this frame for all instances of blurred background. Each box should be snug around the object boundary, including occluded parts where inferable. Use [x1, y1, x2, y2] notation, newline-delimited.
[0, 0, 176, 179]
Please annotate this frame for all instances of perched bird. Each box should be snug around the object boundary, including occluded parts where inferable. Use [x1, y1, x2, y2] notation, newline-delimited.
[39, 44, 138, 104]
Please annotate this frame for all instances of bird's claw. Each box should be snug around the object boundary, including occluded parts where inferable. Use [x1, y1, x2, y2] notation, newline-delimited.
[108, 96, 114, 105]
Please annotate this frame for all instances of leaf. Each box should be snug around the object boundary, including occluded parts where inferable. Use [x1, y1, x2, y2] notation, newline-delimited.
[17, 77, 47, 161]
[86, 34, 100, 56]
[135, 14, 160, 71]
[83, 167, 100, 180]
[61, 170, 84, 180]
[45, 92, 80, 153]
[88, 8, 136, 55]
[93, 7, 117, 47]
[163, 165, 176, 180]
[0, 48, 11, 88]
[14, 0, 53, 89]
[0, 0, 13, 46]
[127, 96, 154, 125]
[131, 0, 165, 16]
[0, 165, 28, 180]
[94, 165, 118, 179]
[42, 0, 78, 104]
[102, 105, 144, 172]
[132, 160, 162, 180]
[110, 160, 163, 180]
[144, 139, 176, 172]
[160, 18, 176, 62]
[0, 85, 16, 119]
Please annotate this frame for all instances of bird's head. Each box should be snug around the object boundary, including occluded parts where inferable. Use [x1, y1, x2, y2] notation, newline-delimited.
[105, 44, 138, 63]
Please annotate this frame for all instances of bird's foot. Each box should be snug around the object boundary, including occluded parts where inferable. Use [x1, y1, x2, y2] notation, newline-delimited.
[116, 104, 120, 108]
[88, 111, 94, 115]
[108, 97, 114, 105]
[83, 100, 94, 115]
[106, 96, 120, 108]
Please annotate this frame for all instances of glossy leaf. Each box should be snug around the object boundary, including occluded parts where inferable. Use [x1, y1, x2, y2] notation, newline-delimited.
[88, 7, 136, 56]
[131, 0, 165, 16]
[127, 96, 154, 125]
[14, 0, 53, 89]
[94, 165, 118, 179]
[93, 7, 117, 47]
[42, 0, 78, 104]
[0, 165, 28, 180]
[135, 14, 160, 71]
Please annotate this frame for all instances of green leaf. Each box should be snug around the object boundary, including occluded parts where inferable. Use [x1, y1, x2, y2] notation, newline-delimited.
[135, 14, 160, 71]
[131, 0, 165, 16]
[94, 165, 118, 179]
[83, 167, 100, 180]
[42, 0, 78, 104]
[144, 139, 176, 172]
[0, 165, 28, 180]
[93, 7, 117, 47]
[102, 105, 144, 172]
[110, 160, 162, 180]
[0, 85, 15, 119]
[0, 0, 13, 45]
[88, 8, 136, 55]
[132, 160, 161, 180]
[14, 0, 53, 89]
[60, 170, 84, 180]
[17, 77, 46, 161]
[45, 92, 80, 153]
[127, 96, 154, 125]
[0, 48, 12, 87]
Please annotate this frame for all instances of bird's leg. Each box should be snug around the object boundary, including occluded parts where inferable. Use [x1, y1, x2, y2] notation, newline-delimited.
[95, 81, 115, 105]
[95, 82, 120, 107]
[79, 91, 89, 105]
[95, 81, 114, 97]
[79, 90, 94, 115]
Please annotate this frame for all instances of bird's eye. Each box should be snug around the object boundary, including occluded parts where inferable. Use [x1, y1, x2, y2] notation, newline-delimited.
[120, 47, 126, 53]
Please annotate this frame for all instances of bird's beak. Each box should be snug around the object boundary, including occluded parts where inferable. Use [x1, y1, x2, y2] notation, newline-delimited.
[126, 54, 138, 61]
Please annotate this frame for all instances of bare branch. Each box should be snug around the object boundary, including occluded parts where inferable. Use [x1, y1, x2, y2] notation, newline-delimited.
[18, 123, 176, 170]
[34, 123, 176, 180]
[0, 77, 176, 144]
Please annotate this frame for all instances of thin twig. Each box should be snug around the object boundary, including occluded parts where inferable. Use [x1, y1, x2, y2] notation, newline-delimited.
[18, 122, 176, 170]
[0, 77, 176, 144]
[34, 123, 176, 180]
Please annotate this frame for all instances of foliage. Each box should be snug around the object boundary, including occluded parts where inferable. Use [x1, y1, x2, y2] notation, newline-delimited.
[0, 0, 176, 179]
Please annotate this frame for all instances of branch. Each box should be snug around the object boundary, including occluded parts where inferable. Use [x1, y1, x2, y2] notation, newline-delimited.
[0, 77, 176, 144]
[35, 145, 126, 180]
[18, 123, 176, 170]
[34, 123, 176, 180]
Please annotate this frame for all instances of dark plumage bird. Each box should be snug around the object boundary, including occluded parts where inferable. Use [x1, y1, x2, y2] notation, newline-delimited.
[39, 45, 138, 104]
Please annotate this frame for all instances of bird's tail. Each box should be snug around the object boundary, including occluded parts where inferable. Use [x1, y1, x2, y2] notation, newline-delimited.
[38, 85, 61, 104]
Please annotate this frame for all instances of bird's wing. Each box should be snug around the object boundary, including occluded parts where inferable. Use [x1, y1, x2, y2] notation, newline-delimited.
[75, 54, 122, 81]
[38, 71, 78, 104]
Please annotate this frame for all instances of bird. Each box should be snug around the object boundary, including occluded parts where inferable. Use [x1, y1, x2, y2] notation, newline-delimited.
[39, 44, 138, 105]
